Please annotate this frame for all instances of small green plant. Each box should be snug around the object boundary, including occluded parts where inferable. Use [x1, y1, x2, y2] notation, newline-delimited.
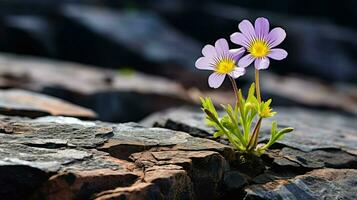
[195, 17, 293, 156]
[201, 83, 293, 156]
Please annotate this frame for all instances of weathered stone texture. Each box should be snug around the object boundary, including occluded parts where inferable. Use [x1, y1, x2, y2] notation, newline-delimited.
[0, 105, 356, 199]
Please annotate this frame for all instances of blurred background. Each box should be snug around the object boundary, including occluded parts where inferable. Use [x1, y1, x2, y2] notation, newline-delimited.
[0, 0, 356, 122]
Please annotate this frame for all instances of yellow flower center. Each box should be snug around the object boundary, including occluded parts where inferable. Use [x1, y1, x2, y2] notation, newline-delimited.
[249, 39, 269, 58]
[215, 58, 235, 74]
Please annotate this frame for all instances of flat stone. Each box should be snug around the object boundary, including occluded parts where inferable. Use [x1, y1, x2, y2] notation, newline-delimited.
[0, 53, 193, 122]
[0, 143, 138, 199]
[0, 89, 96, 118]
[245, 168, 357, 200]
[142, 107, 357, 154]
[261, 73, 357, 115]
[1, 111, 356, 199]
[0, 115, 113, 148]
[100, 122, 235, 161]
[0, 115, 235, 199]
[187, 72, 357, 116]
[266, 147, 357, 170]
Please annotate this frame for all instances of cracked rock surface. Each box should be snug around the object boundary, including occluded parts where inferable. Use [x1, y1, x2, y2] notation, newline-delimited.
[0, 106, 356, 199]
[142, 107, 357, 199]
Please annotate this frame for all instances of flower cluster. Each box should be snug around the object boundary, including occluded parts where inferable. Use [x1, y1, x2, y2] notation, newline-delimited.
[196, 17, 293, 156]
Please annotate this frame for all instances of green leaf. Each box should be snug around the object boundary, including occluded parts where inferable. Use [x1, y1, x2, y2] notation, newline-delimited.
[271, 121, 278, 136]
[213, 131, 224, 138]
[247, 83, 255, 100]
[221, 115, 234, 130]
[275, 127, 294, 141]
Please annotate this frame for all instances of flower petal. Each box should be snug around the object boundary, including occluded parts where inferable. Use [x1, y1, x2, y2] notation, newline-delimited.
[202, 44, 217, 58]
[238, 54, 255, 68]
[229, 47, 245, 62]
[215, 38, 229, 56]
[230, 32, 250, 48]
[254, 57, 270, 70]
[268, 48, 288, 60]
[255, 17, 269, 39]
[208, 73, 226, 88]
[195, 57, 214, 70]
[229, 67, 246, 79]
[267, 27, 286, 48]
[239, 19, 256, 40]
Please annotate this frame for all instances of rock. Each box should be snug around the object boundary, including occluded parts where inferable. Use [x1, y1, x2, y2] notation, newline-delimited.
[266, 147, 357, 170]
[0, 105, 356, 199]
[129, 150, 227, 200]
[245, 168, 357, 200]
[142, 107, 357, 154]
[260, 73, 357, 115]
[0, 142, 139, 199]
[140, 107, 216, 138]
[142, 106, 357, 199]
[0, 53, 194, 122]
[260, 107, 357, 154]
[0, 89, 96, 118]
[60, 4, 203, 82]
[0, 114, 239, 199]
[186, 72, 357, 116]
[1, 15, 55, 57]
[99, 122, 235, 162]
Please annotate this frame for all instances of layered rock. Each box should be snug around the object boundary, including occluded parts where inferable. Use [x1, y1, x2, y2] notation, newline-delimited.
[0, 115, 234, 199]
[0, 105, 356, 199]
[0, 89, 96, 118]
[0, 53, 194, 122]
[142, 107, 357, 199]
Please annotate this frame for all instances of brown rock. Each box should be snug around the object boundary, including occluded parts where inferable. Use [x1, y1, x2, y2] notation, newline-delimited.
[0, 53, 194, 122]
[0, 89, 96, 118]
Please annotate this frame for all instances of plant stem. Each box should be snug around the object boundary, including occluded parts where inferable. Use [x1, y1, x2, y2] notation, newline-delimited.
[255, 69, 261, 102]
[229, 76, 240, 107]
[247, 117, 263, 151]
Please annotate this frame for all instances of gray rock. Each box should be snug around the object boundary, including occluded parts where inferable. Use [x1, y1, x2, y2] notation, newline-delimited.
[245, 168, 357, 200]
[0, 53, 194, 122]
[142, 107, 357, 199]
[62, 4, 201, 71]
[142, 107, 357, 154]
[0, 107, 356, 199]
[100, 122, 235, 161]
[0, 114, 236, 199]
[266, 147, 357, 170]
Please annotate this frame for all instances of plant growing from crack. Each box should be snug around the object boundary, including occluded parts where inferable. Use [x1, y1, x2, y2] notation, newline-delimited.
[195, 17, 293, 156]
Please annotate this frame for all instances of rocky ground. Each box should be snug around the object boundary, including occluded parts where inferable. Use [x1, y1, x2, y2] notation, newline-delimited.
[0, 53, 356, 123]
[0, 1, 356, 199]
[0, 103, 356, 199]
[0, 53, 355, 199]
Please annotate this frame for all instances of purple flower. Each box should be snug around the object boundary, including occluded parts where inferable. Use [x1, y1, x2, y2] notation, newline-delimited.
[195, 38, 246, 88]
[230, 17, 287, 70]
